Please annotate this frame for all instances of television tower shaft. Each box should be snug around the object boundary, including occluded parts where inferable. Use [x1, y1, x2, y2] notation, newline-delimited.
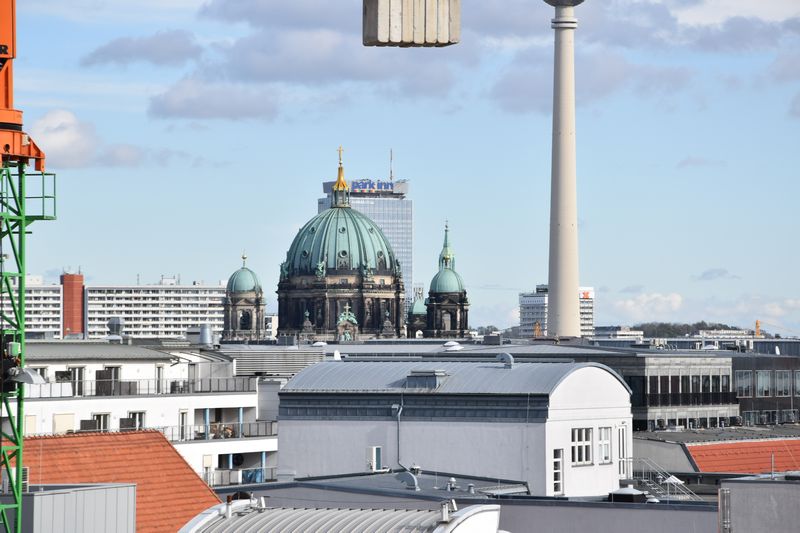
[546, 1, 583, 338]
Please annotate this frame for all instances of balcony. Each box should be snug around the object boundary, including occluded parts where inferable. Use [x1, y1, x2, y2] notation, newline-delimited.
[25, 377, 257, 399]
[206, 467, 277, 486]
[157, 421, 277, 443]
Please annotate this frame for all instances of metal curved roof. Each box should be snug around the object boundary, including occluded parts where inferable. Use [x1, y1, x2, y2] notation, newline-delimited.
[281, 360, 630, 396]
[186, 505, 437, 533]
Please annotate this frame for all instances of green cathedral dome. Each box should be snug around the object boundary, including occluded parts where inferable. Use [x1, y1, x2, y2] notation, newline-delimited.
[285, 208, 397, 276]
[227, 255, 262, 293]
[429, 268, 465, 293]
[283, 159, 399, 278]
[410, 297, 427, 316]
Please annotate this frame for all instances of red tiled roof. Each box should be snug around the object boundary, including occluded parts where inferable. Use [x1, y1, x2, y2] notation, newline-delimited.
[687, 439, 800, 474]
[23, 431, 220, 533]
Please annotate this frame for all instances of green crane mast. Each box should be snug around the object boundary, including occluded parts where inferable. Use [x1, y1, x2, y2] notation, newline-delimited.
[0, 0, 57, 530]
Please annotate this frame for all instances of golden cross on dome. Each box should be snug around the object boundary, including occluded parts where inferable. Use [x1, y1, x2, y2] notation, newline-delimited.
[337, 145, 344, 165]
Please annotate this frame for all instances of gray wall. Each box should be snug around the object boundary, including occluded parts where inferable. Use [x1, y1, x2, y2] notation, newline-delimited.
[634, 438, 696, 472]
[722, 478, 800, 532]
[496, 500, 716, 533]
[258, 380, 281, 421]
[19, 483, 135, 533]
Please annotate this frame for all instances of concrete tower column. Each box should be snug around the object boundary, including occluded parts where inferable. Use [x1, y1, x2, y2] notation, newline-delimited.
[545, 0, 584, 338]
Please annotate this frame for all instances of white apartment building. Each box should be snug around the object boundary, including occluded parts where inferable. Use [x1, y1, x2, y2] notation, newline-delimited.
[85, 277, 226, 339]
[519, 284, 595, 338]
[12, 342, 278, 486]
[278, 360, 633, 497]
[0, 275, 63, 339]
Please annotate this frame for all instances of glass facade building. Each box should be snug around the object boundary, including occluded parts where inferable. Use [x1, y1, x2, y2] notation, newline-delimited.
[318, 179, 413, 311]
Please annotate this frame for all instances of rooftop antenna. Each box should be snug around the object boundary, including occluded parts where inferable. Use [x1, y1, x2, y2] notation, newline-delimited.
[389, 149, 394, 181]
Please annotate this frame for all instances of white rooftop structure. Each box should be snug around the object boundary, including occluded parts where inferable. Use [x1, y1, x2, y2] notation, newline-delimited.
[279, 359, 633, 497]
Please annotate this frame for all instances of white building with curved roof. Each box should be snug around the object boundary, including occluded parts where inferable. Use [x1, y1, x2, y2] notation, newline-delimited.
[277, 359, 632, 497]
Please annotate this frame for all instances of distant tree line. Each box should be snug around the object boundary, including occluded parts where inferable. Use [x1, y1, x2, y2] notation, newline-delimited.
[633, 321, 746, 338]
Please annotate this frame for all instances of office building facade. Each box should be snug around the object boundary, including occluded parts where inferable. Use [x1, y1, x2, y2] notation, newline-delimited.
[85, 277, 226, 339]
[519, 285, 595, 338]
[1, 276, 64, 339]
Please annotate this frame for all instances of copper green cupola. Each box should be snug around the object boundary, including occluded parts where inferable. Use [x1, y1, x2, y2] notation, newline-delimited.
[430, 222, 465, 294]
[425, 222, 469, 338]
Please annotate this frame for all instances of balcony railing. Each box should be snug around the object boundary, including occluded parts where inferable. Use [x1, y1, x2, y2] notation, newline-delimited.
[155, 421, 277, 443]
[206, 467, 278, 487]
[25, 377, 257, 399]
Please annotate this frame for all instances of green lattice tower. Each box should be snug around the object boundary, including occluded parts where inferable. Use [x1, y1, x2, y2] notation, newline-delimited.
[0, 161, 56, 533]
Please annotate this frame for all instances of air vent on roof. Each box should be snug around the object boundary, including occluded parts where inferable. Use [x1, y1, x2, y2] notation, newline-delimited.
[395, 471, 420, 491]
[406, 369, 447, 389]
[497, 353, 514, 368]
[1, 467, 28, 494]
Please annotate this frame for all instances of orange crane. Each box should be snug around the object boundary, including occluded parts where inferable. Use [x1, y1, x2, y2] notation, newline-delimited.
[1, 0, 46, 170]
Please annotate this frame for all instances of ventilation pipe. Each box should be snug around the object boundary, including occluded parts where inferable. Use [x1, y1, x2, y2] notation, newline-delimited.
[392, 402, 409, 471]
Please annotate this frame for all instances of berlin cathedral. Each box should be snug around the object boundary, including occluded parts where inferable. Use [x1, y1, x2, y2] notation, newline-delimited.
[223, 149, 468, 342]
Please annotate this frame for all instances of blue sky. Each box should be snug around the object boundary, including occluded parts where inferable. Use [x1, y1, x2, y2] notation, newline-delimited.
[13, 0, 800, 334]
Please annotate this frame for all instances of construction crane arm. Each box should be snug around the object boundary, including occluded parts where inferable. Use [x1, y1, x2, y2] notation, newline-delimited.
[0, 0, 45, 171]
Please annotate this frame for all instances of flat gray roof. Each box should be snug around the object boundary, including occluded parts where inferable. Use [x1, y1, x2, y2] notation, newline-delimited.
[26, 342, 171, 362]
[636, 426, 800, 445]
[294, 471, 529, 500]
[282, 360, 629, 395]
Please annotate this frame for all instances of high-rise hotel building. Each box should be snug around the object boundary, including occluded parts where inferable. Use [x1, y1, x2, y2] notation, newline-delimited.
[318, 178, 413, 309]
[519, 284, 595, 338]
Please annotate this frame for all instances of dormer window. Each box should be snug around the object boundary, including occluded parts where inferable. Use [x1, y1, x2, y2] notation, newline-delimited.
[406, 369, 447, 389]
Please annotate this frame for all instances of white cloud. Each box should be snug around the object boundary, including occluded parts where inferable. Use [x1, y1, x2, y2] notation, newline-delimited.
[97, 144, 145, 167]
[82, 30, 202, 67]
[613, 292, 684, 322]
[671, 0, 800, 25]
[29, 110, 98, 168]
[148, 79, 280, 120]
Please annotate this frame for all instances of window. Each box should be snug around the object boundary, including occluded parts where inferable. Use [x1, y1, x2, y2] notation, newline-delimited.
[796, 371, 800, 397]
[128, 411, 146, 430]
[598, 427, 612, 464]
[756, 370, 772, 397]
[776, 371, 791, 397]
[30, 367, 47, 381]
[93, 413, 110, 432]
[553, 449, 564, 495]
[69, 367, 85, 396]
[571, 428, 592, 466]
[617, 427, 628, 478]
[736, 371, 752, 398]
